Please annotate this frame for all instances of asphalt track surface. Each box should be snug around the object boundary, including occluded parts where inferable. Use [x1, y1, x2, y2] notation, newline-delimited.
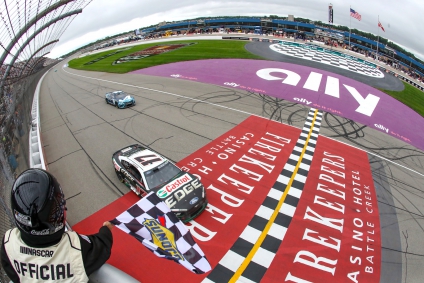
[40, 38, 424, 282]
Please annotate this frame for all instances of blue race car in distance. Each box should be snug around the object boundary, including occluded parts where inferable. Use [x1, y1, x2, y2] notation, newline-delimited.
[105, 91, 135, 109]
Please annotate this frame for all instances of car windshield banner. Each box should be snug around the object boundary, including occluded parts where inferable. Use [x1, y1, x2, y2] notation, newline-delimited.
[110, 192, 211, 274]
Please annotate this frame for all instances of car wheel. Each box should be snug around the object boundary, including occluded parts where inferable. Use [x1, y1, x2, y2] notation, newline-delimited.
[105, 98, 108, 104]
[115, 102, 118, 108]
[116, 170, 125, 183]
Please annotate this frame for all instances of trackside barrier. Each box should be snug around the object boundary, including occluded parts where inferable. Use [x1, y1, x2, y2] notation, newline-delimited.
[378, 67, 424, 91]
[222, 36, 250, 40]
[31, 69, 139, 283]
[29, 72, 48, 169]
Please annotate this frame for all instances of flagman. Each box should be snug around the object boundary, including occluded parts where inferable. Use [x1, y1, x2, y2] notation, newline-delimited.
[1, 169, 114, 283]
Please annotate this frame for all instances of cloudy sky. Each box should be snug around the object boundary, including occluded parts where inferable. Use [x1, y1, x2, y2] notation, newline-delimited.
[49, 0, 424, 60]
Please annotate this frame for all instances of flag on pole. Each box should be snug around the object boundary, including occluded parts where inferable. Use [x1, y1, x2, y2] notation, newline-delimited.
[350, 8, 361, 21]
[378, 21, 385, 32]
[110, 192, 211, 274]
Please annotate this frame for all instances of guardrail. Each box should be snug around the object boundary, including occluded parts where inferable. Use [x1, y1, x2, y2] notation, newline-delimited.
[29, 72, 48, 169]
[378, 66, 424, 91]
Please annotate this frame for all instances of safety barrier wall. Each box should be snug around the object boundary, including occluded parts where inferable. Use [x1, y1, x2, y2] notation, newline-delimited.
[0, 68, 49, 283]
[29, 72, 48, 169]
[378, 66, 424, 91]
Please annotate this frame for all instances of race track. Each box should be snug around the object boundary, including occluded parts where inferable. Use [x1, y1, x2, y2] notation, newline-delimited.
[40, 38, 424, 283]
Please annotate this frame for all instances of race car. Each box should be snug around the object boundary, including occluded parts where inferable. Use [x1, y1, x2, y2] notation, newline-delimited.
[112, 144, 207, 222]
[105, 90, 135, 109]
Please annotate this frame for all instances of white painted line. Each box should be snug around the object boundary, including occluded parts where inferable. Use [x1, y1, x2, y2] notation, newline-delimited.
[268, 188, 284, 201]
[219, 250, 246, 272]
[240, 226, 262, 244]
[256, 205, 274, 220]
[279, 203, 296, 217]
[268, 223, 287, 240]
[251, 247, 276, 268]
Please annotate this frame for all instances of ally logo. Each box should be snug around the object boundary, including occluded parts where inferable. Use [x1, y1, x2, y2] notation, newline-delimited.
[256, 68, 381, 117]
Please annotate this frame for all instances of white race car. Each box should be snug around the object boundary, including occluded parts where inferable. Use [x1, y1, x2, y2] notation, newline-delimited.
[112, 144, 207, 222]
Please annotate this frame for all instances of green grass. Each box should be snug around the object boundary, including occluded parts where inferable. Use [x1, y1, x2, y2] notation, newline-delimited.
[380, 82, 424, 117]
[68, 39, 424, 117]
[68, 40, 264, 73]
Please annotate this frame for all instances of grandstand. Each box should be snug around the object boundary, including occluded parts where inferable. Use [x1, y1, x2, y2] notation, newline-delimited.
[138, 17, 424, 78]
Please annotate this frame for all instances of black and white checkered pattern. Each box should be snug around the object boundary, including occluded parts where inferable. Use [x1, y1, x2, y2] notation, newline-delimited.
[270, 42, 384, 78]
[203, 109, 323, 283]
[111, 191, 211, 274]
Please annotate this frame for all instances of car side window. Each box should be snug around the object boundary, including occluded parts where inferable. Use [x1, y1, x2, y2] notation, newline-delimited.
[122, 160, 129, 169]
[128, 164, 142, 181]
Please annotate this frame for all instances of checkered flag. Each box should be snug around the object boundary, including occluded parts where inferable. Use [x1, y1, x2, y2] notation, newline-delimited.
[110, 192, 211, 274]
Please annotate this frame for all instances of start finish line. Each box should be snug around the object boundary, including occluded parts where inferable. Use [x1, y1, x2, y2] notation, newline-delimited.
[73, 115, 381, 283]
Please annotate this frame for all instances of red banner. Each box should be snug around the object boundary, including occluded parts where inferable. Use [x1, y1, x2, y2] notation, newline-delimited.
[177, 115, 300, 267]
[74, 115, 300, 282]
[263, 136, 381, 283]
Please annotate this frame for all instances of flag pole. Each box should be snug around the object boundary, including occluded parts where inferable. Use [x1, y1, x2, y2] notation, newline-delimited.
[349, 6, 351, 53]
[376, 15, 379, 61]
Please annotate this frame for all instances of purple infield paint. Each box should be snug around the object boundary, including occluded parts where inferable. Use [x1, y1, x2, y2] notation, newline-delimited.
[131, 59, 424, 151]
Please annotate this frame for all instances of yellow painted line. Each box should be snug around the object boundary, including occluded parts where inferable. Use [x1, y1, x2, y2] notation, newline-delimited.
[228, 109, 319, 282]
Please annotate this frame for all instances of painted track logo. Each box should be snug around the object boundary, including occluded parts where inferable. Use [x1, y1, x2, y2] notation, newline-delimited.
[113, 43, 195, 65]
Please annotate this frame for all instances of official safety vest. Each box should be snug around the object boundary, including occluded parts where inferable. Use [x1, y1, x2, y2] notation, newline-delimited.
[3, 228, 89, 283]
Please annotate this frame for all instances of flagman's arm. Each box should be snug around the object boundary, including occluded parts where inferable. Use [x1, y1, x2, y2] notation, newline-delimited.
[78, 221, 114, 276]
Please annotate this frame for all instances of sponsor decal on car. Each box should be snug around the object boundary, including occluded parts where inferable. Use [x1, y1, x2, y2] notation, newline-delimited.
[134, 154, 162, 166]
[121, 168, 135, 182]
[164, 179, 203, 208]
[157, 174, 192, 198]
[190, 197, 199, 205]
[113, 160, 120, 171]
